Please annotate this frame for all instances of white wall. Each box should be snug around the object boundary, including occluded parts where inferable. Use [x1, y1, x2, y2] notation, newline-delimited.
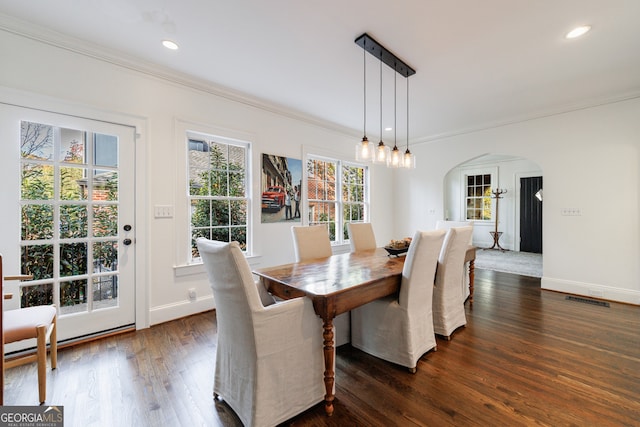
[0, 29, 396, 326]
[395, 98, 640, 304]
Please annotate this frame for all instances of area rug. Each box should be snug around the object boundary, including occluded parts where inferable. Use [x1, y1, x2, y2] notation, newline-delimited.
[474, 249, 542, 278]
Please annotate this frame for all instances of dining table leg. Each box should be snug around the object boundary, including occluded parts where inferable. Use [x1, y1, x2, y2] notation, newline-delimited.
[469, 258, 475, 306]
[322, 317, 335, 416]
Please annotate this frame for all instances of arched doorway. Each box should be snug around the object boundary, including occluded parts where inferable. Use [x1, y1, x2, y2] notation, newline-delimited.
[443, 153, 543, 277]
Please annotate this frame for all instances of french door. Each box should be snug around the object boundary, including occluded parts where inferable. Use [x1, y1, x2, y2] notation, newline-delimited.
[0, 104, 136, 350]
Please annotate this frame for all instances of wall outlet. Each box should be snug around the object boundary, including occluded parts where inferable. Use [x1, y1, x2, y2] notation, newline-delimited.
[188, 288, 197, 301]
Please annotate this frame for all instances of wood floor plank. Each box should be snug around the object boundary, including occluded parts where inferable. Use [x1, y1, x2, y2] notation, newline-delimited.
[4, 269, 639, 426]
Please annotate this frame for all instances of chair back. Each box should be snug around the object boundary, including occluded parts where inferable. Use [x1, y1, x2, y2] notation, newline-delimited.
[291, 225, 332, 261]
[436, 226, 474, 293]
[399, 229, 446, 310]
[436, 220, 474, 245]
[196, 238, 326, 426]
[347, 222, 377, 252]
[196, 238, 262, 355]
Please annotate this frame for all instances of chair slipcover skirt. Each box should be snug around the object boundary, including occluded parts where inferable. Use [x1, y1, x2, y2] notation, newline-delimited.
[197, 238, 326, 427]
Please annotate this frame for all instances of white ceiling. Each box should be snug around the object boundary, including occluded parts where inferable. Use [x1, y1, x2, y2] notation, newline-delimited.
[1, 0, 640, 144]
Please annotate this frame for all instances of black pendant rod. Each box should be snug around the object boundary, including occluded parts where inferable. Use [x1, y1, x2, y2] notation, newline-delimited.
[355, 33, 416, 78]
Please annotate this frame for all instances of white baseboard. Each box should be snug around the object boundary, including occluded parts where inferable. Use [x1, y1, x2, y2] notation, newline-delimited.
[541, 277, 640, 306]
[149, 295, 215, 326]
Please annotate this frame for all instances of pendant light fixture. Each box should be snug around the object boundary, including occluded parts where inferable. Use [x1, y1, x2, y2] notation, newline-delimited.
[355, 38, 371, 162]
[373, 59, 390, 165]
[390, 69, 401, 168]
[355, 33, 415, 168]
[403, 77, 416, 168]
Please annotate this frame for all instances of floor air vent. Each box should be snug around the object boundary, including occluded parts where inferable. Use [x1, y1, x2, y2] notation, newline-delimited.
[565, 296, 610, 307]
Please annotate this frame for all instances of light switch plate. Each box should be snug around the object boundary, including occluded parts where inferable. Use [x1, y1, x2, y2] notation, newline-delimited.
[561, 208, 581, 216]
[154, 205, 174, 218]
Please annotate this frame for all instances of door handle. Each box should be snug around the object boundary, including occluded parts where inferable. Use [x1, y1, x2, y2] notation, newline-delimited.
[123, 238, 132, 246]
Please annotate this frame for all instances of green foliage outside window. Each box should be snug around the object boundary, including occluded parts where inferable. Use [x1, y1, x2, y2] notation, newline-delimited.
[190, 141, 248, 259]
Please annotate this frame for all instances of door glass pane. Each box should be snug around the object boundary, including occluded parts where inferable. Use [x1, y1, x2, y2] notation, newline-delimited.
[21, 205, 54, 240]
[60, 279, 88, 314]
[60, 128, 85, 164]
[93, 275, 118, 310]
[93, 170, 118, 201]
[60, 205, 88, 238]
[94, 134, 118, 167]
[21, 244, 54, 279]
[21, 283, 53, 308]
[93, 205, 118, 237]
[21, 121, 53, 160]
[60, 242, 88, 277]
[60, 166, 87, 200]
[93, 241, 118, 272]
[21, 164, 54, 200]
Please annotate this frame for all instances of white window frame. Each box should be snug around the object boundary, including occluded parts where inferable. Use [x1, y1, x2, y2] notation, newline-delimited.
[460, 167, 497, 222]
[305, 153, 369, 245]
[174, 120, 253, 269]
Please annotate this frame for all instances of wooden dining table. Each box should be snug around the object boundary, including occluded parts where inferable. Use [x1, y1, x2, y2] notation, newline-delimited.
[253, 246, 477, 416]
[254, 248, 404, 415]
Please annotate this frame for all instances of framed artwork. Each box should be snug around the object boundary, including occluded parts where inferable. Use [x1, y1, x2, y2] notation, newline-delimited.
[261, 153, 302, 223]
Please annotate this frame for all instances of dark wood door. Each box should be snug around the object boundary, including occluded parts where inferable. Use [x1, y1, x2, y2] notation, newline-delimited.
[520, 176, 543, 253]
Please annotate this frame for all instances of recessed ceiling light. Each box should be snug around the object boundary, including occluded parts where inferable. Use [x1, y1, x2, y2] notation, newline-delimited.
[384, 127, 393, 132]
[566, 25, 591, 39]
[162, 40, 179, 50]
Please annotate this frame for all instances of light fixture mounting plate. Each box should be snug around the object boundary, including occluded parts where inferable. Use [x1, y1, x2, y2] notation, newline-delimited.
[355, 33, 416, 78]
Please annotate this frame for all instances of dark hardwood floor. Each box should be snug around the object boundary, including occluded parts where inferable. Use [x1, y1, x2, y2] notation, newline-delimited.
[4, 270, 640, 426]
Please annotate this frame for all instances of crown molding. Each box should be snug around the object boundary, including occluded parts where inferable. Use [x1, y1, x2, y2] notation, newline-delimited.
[0, 13, 359, 139]
[412, 90, 640, 146]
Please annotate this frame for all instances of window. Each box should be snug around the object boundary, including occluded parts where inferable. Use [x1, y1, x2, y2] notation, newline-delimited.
[188, 134, 249, 260]
[306, 156, 368, 244]
[466, 174, 492, 220]
[342, 164, 367, 239]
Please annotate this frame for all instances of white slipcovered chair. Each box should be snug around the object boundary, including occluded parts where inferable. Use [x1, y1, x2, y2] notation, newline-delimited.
[432, 226, 474, 340]
[346, 222, 377, 252]
[291, 225, 351, 346]
[435, 220, 474, 300]
[197, 238, 325, 427]
[350, 229, 446, 372]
